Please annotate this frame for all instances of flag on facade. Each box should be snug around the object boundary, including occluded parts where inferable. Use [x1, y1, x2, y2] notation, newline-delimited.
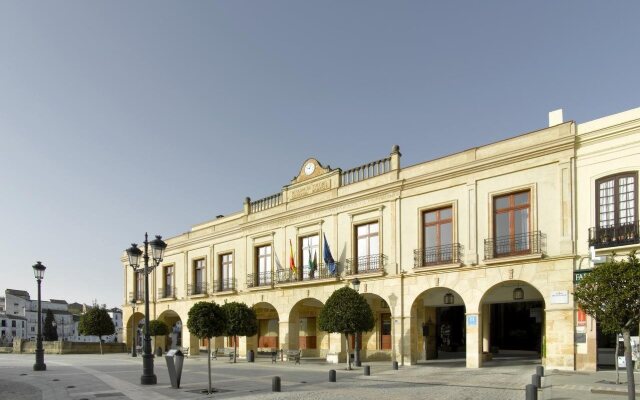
[308, 247, 318, 277]
[323, 233, 336, 275]
[289, 239, 296, 274]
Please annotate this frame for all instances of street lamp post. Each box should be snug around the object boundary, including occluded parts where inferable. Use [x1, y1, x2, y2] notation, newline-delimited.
[126, 233, 167, 385]
[351, 277, 361, 367]
[32, 261, 47, 371]
[130, 299, 137, 357]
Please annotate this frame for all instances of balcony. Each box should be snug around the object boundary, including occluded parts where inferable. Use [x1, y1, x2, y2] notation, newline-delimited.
[187, 282, 209, 296]
[414, 244, 463, 268]
[212, 278, 236, 293]
[484, 231, 546, 260]
[157, 287, 175, 299]
[589, 221, 640, 249]
[128, 291, 144, 303]
[246, 271, 273, 288]
[275, 263, 341, 284]
[345, 254, 387, 275]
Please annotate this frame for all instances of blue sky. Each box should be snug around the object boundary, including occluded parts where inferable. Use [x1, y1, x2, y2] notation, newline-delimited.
[1, 1, 639, 308]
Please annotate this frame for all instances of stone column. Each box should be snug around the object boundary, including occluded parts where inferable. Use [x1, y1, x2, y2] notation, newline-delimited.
[326, 332, 346, 363]
[465, 313, 482, 368]
[482, 304, 491, 353]
[181, 325, 200, 356]
[545, 308, 574, 370]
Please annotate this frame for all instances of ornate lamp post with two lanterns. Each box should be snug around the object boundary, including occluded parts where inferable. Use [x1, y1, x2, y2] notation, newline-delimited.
[126, 233, 167, 385]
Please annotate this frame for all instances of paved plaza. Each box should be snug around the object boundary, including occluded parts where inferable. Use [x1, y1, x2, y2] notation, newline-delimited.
[0, 353, 638, 400]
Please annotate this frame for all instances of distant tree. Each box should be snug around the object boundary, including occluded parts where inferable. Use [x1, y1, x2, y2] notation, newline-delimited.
[319, 286, 374, 370]
[574, 253, 640, 400]
[187, 301, 226, 394]
[43, 309, 58, 341]
[222, 302, 258, 363]
[78, 306, 115, 355]
[149, 320, 170, 351]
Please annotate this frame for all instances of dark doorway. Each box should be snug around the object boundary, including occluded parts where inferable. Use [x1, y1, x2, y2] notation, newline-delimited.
[490, 301, 543, 353]
[436, 306, 465, 353]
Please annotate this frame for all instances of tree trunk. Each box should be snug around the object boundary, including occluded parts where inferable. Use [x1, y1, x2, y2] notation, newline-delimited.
[207, 340, 212, 394]
[623, 329, 636, 400]
[616, 336, 621, 384]
[234, 341, 237, 363]
[99, 336, 103, 355]
[345, 333, 352, 371]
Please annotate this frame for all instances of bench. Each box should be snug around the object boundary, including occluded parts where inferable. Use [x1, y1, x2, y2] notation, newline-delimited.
[286, 349, 301, 365]
[181, 347, 190, 357]
[212, 347, 235, 361]
[255, 347, 278, 363]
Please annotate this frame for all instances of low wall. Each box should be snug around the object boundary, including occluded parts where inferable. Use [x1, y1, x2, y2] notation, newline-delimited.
[0, 347, 12, 353]
[13, 339, 126, 354]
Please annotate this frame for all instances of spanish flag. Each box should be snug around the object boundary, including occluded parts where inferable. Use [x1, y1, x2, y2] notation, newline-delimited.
[289, 239, 297, 274]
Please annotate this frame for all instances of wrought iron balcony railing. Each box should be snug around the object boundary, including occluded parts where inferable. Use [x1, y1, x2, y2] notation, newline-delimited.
[187, 282, 209, 296]
[414, 244, 463, 268]
[484, 231, 545, 260]
[129, 291, 144, 303]
[589, 221, 640, 249]
[345, 254, 387, 275]
[275, 263, 340, 284]
[212, 278, 236, 292]
[157, 286, 175, 299]
[246, 271, 273, 288]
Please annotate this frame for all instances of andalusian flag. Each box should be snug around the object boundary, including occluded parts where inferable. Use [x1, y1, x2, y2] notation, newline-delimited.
[289, 239, 297, 274]
[308, 247, 318, 274]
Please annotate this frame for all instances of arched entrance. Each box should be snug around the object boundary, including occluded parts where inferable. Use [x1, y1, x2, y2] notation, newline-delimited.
[411, 288, 466, 362]
[125, 312, 145, 353]
[158, 310, 182, 351]
[288, 298, 325, 357]
[480, 281, 544, 361]
[360, 293, 393, 361]
[251, 303, 280, 352]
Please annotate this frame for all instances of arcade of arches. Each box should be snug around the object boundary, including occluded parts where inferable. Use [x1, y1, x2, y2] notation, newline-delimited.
[124, 273, 570, 369]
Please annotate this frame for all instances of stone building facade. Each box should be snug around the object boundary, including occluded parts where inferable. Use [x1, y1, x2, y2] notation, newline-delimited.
[122, 107, 640, 370]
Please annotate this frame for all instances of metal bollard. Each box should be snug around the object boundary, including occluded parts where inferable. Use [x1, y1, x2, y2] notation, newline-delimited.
[329, 369, 336, 382]
[525, 383, 537, 400]
[531, 374, 541, 389]
[536, 365, 544, 377]
[248, 350, 255, 363]
[272, 376, 281, 392]
[364, 365, 370, 376]
[392, 361, 399, 370]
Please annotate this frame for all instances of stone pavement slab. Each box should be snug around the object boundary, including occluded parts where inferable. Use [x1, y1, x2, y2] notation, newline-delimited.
[6, 353, 637, 400]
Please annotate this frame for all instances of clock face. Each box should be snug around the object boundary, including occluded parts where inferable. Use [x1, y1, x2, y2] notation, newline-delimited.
[304, 162, 315, 175]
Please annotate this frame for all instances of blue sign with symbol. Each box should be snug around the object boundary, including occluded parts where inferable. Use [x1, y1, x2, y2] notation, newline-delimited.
[467, 315, 477, 326]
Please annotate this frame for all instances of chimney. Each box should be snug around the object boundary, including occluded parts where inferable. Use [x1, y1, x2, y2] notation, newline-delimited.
[548, 109, 563, 126]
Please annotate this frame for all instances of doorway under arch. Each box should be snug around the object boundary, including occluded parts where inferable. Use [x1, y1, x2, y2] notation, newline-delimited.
[480, 280, 545, 361]
[288, 298, 325, 357]
[411, 287, 466, 362]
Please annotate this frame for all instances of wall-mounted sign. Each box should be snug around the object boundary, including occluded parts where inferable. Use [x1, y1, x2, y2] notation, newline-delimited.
[574, 269, 592, 283]
[550, 290, 569, 304]
[467, 315, 477, 327]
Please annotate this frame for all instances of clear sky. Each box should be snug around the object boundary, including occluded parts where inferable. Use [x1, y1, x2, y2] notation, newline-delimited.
[1, 1, 639, 308]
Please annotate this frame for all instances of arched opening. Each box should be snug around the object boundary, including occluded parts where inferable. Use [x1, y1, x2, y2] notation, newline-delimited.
[251, 302, 280, 353]
[158, 310, 182, 351]
[360, 293, 393, 361]
[481, 281, 544, 361]
[288, 298, 325, 358]
[411, 288, 466, 362]
[125, 312, 145, 353]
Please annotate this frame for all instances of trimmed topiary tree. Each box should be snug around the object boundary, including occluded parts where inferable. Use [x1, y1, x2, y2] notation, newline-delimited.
[221, 301, 258, 363]
[319, 286, 374, 370]
[78, 306, 115, 355]
[187, 301, 226, 394]
[149, 320, 170, 352]
[43, 309, 58, 341]
[574, 253, 640, 400]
